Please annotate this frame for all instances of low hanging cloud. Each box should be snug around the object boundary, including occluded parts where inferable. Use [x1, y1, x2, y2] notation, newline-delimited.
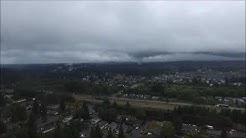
[1, 1, 245, 64]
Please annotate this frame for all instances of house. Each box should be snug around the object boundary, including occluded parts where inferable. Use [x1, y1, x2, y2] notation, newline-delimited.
[47, 105, 60, 116]
[63, 115, 73, 123]
[149, 128, 161, 136]
[229, 131, 246, 138]
[206, 130, 221, 138]
[106, 122, 118, 131]
[80, 130, 88, 138]
[206, 130, 246, 138]
[98, 121, 108, 129]
[14, 99, 27, 104]
[151, 96, 159, 101]
[42, 127, 55, 134]
[47, 105, 60, 110]
[38, 116, 59, 134]
[91, 117, 101, 125]
[204, 125, 214, 130]
[122, 124, 128, 133]
[47, 110, 59, 116]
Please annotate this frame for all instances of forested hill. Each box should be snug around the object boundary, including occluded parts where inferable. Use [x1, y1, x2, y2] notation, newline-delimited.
[1, 61, 245, 85]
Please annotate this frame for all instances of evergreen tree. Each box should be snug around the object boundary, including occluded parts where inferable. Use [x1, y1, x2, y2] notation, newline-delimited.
[107, 129, 114, 138]
[53, 121, 64, 138]
[103, 99, 111, 107]
[113, 101, 118, 108]
[94, 125, 103, 138]
[89, 127, 95, 138]
[165, 98, 169, 103]
[59, 99, 66, 112]
[15, 127, 28, 138]
[63, 120, 80, 138]
[0, 92, 5, 107]
[53, 128, 64, 138]
[173, 116, 182, 134]
[225, 77, 229, 86]
[32, 99, 39, 115]
[40, 102, 47, 121]
[27, 113, 38, 138]
[0, 120, 7, 134]
[74, 102, 79, 118]
[118, 124, 124, 138]
[82, 102, 90, 119]
[125, 101, 130, 108]
[220, 130, 228, 138]
[160, 122, 175, 138]
[89, 125, 103, 138]
[12, 104, 27, 122]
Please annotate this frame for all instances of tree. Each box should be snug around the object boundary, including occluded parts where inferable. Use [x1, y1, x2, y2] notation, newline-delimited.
[225, 77, 229, 86]
[40, 102, 47, 121]
[64, 80, 81, 93]
[165, 98, 169, 103]
[59, 99, 66, 112]
[0, 92, 5, 107]
[15, 127, 28, 138]
[0, 121, 7, 134]
[90, 127, 95, 138]
[70, 120, 81, 138]
[118, 124, 124, 138]
[53, 121, 64, 138]
[83, 102, 90, 119]
[32, 99, 39, 115]
[63, 120, 80, 138]
[160, 122, 175, 138]
[192, 77, 199, 85]
[220, 130, 228, 138]
[12, 104, 27, 122]
[78, 102, 90, 120]
[151, 82, 165, 96]
[90, 125, 102, 138]
[53, 128, 64, 138]
[107, 129, 114, 138]
[27, 113, 38, 138]
[103, 99, 111, 107]
[95, 125, 103, 138]
[99, 108, 117, 123]
[113, 101, 118, 108]
[173, 116, 182, 134]
[125, 101, 130, 108]
[135, 109, 146, 120]
[74, 102, 79, 118]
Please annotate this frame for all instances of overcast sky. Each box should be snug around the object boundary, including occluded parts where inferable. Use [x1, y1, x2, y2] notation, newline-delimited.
[1, 1, 245, 64]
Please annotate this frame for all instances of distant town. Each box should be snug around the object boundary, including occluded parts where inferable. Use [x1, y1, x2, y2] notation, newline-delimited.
[0, 61, 245, 138]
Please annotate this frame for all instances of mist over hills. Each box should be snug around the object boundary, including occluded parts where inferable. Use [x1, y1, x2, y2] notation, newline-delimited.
[1, 1, 245, 64]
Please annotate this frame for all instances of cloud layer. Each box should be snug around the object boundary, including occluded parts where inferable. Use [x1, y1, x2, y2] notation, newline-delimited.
[1, 1, 245, 64]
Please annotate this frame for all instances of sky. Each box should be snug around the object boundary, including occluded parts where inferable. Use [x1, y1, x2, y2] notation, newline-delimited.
[1, 1, 245, 64]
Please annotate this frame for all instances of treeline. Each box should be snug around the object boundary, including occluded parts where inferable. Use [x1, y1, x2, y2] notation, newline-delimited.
[94, 100, 147, 123]
[144, 106, 245, 131]
[124, 82, 245, 104]
[2, 61, 245, 85]
[166, 85, 245, 99]
[64, 80, 117, 95]
[95, 100, 246, 132]
[93, 99, 245, 131]
[125, 82, 165, 96]
[12, 79, 117, 101]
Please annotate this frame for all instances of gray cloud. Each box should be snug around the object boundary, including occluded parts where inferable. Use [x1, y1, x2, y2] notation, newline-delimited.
[1, 1, 245, 64]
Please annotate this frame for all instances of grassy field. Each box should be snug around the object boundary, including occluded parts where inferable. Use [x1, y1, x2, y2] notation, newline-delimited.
[74, 95, 245, 111]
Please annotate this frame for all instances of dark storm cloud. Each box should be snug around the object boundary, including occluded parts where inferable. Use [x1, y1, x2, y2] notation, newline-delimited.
[1, 1, 245, 64]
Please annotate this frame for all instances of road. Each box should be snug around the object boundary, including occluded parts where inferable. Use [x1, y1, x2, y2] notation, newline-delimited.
[74, 95, 245, 111]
